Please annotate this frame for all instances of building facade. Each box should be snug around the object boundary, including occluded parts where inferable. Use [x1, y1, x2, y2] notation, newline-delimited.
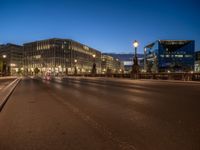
[101, 54, 123, 74]
[0, 44, 23, 76]
[24, 38, 102, 76]
[195, 51, 200, 72]
[144, 40, 195, 73]
[103, 53, 143, 73]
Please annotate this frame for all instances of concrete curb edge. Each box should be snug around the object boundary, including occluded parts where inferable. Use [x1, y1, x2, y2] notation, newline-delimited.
[0, 78, 21, 112]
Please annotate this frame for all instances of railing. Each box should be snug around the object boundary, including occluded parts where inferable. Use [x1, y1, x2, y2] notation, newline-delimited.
[138, 73, 200, 81]
[67, 73, 200, 81]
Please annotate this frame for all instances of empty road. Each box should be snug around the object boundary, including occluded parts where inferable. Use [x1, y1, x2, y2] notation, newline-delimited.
[0, 77, 199, 150]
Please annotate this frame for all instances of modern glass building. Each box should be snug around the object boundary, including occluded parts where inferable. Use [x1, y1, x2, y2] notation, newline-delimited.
[195, 51, 200, 72]
[144, 40, 195, 73]
[24, 38, 101, 75]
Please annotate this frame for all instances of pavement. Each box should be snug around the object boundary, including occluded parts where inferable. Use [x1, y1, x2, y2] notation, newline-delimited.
[0, 77, 199, 150]
[0, 77, 20, 111]
[0, 78, 15, 91]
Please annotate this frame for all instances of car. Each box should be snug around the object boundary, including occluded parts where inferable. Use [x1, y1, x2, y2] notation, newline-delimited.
[43, 72, 52, 81]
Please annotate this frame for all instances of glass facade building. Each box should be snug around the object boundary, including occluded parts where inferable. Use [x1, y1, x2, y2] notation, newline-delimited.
[195, 51, 200, 72]
[24, 38, 101, 75]
[144, 40, 195, 73]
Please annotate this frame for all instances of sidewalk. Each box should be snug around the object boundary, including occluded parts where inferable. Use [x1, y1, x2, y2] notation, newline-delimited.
[0, 78, 21, 111]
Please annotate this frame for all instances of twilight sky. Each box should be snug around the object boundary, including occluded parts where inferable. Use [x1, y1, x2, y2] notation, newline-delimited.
[0, 0, 199, 53]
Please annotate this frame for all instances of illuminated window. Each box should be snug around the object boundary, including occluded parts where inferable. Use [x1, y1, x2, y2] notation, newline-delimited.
[165, 55, 170, 58]
[160, 55, 164, 57]
[175, 55, 183, 58]
[35, 55, 41, 59]
[185, 55, 192, 58]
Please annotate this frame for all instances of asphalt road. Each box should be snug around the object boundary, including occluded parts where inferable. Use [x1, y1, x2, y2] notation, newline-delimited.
[0, 77, 199, 150]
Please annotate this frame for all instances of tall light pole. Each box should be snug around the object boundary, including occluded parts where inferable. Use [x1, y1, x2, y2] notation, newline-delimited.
[92, 54, 96, 76]
[144, 48, 147, 72]
[131, 40, 140, 78]
[74, 59, 77, 75]
[1, 55, 7, 76]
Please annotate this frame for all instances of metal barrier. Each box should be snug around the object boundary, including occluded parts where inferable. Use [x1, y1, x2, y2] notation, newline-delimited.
[66, 73, 200, 81]
[138, 73, 200, 81]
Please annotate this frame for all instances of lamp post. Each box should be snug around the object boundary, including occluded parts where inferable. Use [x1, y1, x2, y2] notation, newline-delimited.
[74, 59, 77, 75]
[2, 55, 7, 58]
[1, 55, 7, 76]
[92, 54, 96, 76]
[131, 40, 140, 78]
[144, 48, 147, 72]
[0, 56, 2, 75]
[0, 55, 7, 76]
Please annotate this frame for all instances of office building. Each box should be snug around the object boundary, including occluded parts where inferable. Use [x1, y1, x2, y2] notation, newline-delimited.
[195, 51, 200, 72]
[144, 40, 195, 73]
[103, 53, 143, 73]
[0, 43, 23, 76]
[24, 38, 101, 75]
[101, 54, 123, 74]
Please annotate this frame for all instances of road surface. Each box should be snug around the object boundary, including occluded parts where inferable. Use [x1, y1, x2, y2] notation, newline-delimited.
[0, 77, 199, 150]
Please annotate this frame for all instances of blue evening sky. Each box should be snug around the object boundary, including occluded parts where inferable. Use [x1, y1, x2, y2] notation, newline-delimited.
[0, 0, 199, 53]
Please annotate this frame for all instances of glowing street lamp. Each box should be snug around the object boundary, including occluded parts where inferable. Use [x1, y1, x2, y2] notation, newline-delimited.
[1, 55, 7, 76]
[74, 59, 77, 75]
[92, 54, 96, 76]
[133, 40, 139, 48]
[2, 55, 7, 58]
[133, 40, 139, 56]
[131, 40, 140, 78]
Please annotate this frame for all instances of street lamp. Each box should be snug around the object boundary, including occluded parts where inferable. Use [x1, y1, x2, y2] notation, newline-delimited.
[2, 55, 7, 58]
[133, 41, 139, 49]
[144, 48, 147, 72]
[91, 54, 96, 76]
[131, 40, 140, 78]
[1, 54, 7, 76]
[74, 59, 77, 75]
[133, 40, 139, 60]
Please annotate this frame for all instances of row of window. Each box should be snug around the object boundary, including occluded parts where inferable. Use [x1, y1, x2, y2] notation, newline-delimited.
[160, 55, 193, 58]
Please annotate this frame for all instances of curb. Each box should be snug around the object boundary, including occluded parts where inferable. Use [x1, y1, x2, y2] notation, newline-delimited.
[139, 79, 200, 85]
[0, 78, 21, 112]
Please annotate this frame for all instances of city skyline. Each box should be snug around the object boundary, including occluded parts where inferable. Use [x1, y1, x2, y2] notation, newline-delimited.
[0, 0, 199, 53]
